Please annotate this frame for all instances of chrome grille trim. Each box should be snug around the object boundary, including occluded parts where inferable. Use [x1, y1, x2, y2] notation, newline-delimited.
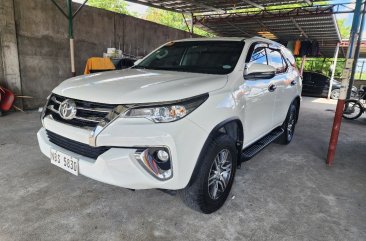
[75, 106, 111, 113]
[45, 94, 118, 129]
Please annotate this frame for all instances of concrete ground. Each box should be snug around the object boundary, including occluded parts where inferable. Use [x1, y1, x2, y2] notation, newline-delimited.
[0, 97, 365, 241]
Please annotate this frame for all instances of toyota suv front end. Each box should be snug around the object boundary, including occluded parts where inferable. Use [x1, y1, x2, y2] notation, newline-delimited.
[38, 37, 302, 213]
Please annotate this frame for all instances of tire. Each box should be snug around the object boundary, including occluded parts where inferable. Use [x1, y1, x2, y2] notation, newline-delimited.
[179, 135, 237, 214]
[330, 89, 340, 100]
[342, 100, 363, 120]
[277, 103, 297, 145]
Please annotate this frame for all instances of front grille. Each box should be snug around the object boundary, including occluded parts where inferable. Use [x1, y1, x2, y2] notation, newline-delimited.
[45, 94, 117, 128]
[47, 130, 110, 159]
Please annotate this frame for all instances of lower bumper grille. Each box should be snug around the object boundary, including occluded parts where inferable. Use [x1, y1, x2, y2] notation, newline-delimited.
[46, 130, 110, 160]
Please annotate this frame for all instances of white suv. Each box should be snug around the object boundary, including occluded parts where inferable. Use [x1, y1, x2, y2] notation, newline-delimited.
[37, 37, 302, 213]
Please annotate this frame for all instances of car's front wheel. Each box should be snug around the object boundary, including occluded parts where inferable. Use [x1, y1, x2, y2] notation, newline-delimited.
[179, 135, 237, 214]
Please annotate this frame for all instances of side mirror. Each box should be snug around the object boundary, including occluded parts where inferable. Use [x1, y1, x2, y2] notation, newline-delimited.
[244, 63, 276, 80]
[134, 59, 143, 66]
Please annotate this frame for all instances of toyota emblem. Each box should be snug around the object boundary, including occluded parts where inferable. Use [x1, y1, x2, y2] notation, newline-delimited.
[58, 99, 77, 120]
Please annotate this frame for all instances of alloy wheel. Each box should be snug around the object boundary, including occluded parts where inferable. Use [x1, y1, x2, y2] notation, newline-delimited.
[208, 149, 233, 200]
[331, 89, 340, 100]
[287, 110, 296, 140]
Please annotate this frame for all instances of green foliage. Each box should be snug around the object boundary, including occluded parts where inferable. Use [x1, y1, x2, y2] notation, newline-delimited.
[144, 8, 214, 37]
[87, 0, 137, 16]
[296, 58, 345, 78]
[337, 18, 351, 39]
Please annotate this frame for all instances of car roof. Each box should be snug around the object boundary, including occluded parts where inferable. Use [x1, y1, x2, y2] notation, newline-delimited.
[175, 37, 284, 48]
[175, 37, 246, 42]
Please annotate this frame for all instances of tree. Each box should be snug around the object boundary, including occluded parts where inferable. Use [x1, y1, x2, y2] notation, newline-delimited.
[144, 8, 214, 37]
[337, 18, 351, 39]
[87, 0, 135, 16]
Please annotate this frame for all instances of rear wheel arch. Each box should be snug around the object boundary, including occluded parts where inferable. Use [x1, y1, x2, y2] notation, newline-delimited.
[186, 118, 243, 187]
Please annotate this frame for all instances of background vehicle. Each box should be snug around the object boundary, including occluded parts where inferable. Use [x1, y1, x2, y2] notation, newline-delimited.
[302, 71, 358, 99]
[343, 87, 366, 120]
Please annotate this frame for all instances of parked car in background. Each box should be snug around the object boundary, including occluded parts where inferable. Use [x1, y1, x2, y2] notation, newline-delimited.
[302, 71, 358, 99]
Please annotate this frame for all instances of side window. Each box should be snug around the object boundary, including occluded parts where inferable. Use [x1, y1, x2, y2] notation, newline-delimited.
[247, 44, 268, 65]
[267, 48, 287, 74]
[282, 47, 296, 67]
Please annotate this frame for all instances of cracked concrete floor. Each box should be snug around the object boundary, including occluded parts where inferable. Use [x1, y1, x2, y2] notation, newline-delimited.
[0, 97, 365, 241]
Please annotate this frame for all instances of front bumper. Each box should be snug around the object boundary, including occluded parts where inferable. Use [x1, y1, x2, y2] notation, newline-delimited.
[37, 116, 208, 190]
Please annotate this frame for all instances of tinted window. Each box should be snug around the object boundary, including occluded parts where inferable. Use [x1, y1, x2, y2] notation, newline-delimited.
[302, 72, 312, 83]
[267, 49, 287, 73]
[281, 47, 296, 67]
[135, 41, 245, 75]
[249, 46, 267, 65]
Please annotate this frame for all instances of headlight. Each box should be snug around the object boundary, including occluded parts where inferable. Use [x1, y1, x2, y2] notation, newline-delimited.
[121, 94, 208, 123]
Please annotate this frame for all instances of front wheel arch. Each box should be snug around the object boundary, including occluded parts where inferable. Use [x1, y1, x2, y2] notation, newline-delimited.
[186, 118, 243, 187]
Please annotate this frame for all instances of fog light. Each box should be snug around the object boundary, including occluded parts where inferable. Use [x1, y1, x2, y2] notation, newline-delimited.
[157, 150, 169, 162]
[134, 147, 172, 180]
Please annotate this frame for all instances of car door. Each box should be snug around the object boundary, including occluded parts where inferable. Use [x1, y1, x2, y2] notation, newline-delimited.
[313, 72, 328, 97]
[302, 72, 316, 96]
[267, 47, 295, 126]
[240, 43, 277, 146]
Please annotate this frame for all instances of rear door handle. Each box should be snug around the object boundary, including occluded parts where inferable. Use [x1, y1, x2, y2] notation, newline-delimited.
[291, 80, 297, 86]
[268, 84, 277, 92]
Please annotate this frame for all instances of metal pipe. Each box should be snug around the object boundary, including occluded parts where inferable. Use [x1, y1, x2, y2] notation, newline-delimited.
[327, 42, 340, 100]
[66, 0, 76, 76]
[182, 13, 191, 33]
[190, 12, 194, 38]
[326, 0, 363, 166]
[299, 55, 307, 77]
[360, 60, 365, 79]
[73, 0, 88, 19]
[347, 1, 366, 99]
[50, 0, 68, 18]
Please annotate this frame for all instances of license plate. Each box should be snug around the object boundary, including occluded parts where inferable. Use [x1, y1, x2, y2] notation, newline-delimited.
[50, 149, 79, 176]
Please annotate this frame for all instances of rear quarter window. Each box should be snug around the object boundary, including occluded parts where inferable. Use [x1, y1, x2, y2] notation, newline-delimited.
[281, 47, 296, 67]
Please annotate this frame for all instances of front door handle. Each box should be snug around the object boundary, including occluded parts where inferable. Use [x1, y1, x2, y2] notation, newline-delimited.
[291, 80, 297, 86]
[268, 84, 277, 92]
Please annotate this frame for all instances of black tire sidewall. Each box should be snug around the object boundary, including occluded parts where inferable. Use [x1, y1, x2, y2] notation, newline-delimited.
[343, 100, 363, 120]
[181, 135, 237, 214]
[200, 136, 237, 212]
[278, 103, 297, 145]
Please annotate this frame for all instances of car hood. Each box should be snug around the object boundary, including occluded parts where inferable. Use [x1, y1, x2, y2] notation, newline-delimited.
[53, 69, 228, 104]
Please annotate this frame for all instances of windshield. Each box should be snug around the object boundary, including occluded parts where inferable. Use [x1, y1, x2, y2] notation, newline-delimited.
[134, 41, 245, 75]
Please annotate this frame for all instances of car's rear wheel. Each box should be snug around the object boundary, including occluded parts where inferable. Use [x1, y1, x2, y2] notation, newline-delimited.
[277, 103, 297, 145]
[330, 89, 340, 100]
[179, 135, 237, 214]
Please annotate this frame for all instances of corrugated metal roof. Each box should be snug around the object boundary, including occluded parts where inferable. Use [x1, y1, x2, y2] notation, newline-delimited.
[125, 1, 344, 57]
[125, 0, 316, 13]
[194, 6, 343, 57]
